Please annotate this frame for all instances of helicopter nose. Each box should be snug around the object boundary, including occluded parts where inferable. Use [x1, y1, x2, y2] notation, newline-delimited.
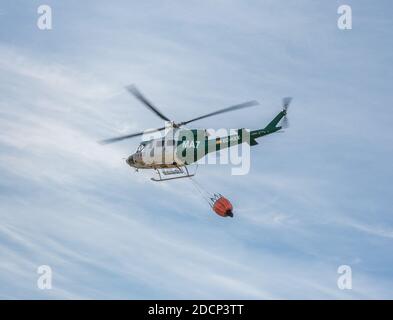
[126, 155, 135, 167]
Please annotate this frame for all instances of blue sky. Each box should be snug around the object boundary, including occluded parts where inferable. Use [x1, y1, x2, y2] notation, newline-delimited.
[0, 0, 392, 299]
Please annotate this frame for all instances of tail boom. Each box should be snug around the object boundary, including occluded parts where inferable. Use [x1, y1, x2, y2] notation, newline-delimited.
[249, 109, 286, 142]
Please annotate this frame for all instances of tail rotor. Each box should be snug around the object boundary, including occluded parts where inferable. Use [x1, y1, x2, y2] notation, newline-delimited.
[281, 97, 292, 128]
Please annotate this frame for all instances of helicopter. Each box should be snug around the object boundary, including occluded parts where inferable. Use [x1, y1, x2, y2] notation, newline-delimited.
[100, 85, 292, 182]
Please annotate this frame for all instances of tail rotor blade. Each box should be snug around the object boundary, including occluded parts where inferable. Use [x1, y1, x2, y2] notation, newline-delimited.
[282, 97, 292, 111]
[282, 116, 289, 128]
[281, 97, 292, 128]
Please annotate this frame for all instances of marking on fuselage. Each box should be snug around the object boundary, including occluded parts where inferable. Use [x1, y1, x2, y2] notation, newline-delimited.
[182, 140, 200, 148]
[216, 135, 240, 145]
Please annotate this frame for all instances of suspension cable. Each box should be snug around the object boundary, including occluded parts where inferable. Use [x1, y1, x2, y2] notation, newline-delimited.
[188, 176, 213, 206]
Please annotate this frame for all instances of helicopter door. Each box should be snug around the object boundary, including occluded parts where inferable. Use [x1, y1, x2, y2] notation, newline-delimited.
[141, 143, 153, 165]
[164, 139, 175, 165]
[151, 140, 164, 164]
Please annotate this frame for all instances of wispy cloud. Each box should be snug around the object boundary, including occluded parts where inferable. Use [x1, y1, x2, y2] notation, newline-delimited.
[0, 0, 392, 299]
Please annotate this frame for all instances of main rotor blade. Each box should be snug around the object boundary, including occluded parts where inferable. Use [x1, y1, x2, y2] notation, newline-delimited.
[126, 85, 171, 122]
[178, 100, 259, 126]
[99, 126, 166, 145]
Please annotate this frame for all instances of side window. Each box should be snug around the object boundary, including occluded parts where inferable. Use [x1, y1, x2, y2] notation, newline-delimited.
[156, 140, 164, 147]
[166, 140, 175, 146]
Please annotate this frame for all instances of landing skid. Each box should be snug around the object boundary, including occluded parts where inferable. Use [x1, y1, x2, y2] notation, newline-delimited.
[151, 166, 195, 182]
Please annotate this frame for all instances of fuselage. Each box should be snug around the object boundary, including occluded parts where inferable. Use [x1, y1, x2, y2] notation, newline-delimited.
[126, 120, 283, 170]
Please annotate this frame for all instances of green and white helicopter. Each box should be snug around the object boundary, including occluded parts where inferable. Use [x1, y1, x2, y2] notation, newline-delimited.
[100, 85, 292, 182]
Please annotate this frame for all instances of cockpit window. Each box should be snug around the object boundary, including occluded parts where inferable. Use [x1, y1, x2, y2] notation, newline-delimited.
[136, 144, 145, 152]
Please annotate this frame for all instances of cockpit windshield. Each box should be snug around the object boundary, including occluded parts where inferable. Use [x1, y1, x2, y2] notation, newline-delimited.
[136, 144, 145, 152]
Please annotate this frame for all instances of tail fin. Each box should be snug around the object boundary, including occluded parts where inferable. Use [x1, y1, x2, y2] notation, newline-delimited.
[250, 110, 286, 141]
[264, 97, 292, 130]
[264, 110, 286, 131]
[250, 97, 292, 142]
